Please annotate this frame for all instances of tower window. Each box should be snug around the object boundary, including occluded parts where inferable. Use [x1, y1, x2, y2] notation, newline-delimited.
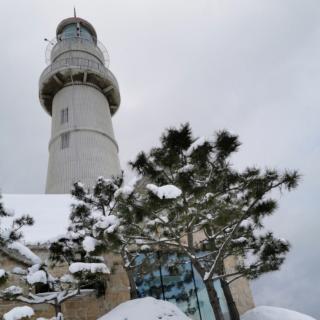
[61, 108, 68, 124]
[61, 132, 70, 149]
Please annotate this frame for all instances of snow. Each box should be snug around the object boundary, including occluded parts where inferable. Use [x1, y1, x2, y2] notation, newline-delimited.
[3, 306, 34, 320]
[7, 241, 41, 264]
[94, 215, 120, 233]
[114, 185, 134, 199]
[0, 268, 6, 278]
[232, 237, 248, 244]
[97, 297, 191, 320]
[69, 262, 110, 274]
[60, 274, 75, 283]
[241, 306, 316, 320]
[12, 267, 27, 275]
[26, 270, 47, 285]
[2, 285, 23, 295]
[177, 164, 194, 173]
[82, 236, 98, 253]
[240, 219, 252, 228]
[2, 194, 72, 243]
[184, 136, 214, 156]
[146, 184, 182, 199]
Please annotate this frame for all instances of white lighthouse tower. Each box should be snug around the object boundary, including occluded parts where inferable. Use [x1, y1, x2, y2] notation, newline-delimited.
[39, 16, 121, 193]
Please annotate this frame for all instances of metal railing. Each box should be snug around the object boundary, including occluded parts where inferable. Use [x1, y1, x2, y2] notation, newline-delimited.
[40, 57, 118, 86]
[45, 36, 110, 67]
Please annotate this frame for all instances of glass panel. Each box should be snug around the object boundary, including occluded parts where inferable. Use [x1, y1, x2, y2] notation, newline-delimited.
[163, 253, 202, 319]
[134, 253, 164, 300]
[191, 265, 215, 320]
[213, 280, 231, 320]
[61, 24, 77, 40]
[132, 252, 231, 320]
[80, 26, 94, 42]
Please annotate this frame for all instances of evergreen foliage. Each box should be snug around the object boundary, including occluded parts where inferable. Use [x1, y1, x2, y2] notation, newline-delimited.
[92, 123, 298, 320]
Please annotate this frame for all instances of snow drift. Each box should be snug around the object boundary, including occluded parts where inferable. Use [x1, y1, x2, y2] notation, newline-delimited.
[97, 297, 191, 320]
[241, 306, 316, 320]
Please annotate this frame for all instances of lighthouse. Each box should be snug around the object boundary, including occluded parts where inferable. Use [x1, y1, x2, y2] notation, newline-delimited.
[39, 16, 121, 193]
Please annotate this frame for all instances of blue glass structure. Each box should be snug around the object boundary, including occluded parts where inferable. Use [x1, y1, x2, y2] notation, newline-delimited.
[132, 252, 231, 320]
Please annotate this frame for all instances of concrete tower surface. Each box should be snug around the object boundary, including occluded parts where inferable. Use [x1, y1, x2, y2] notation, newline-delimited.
[39, 17, 121, 193]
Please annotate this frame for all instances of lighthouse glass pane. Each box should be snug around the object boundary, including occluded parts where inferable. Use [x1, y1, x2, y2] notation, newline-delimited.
[61, 24, 77, 40]
[132, 252, 231, 320]
[80, 26, 94, 42]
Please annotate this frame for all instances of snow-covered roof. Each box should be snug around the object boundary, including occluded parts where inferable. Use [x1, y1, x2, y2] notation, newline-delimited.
[2, 194, 72, 244]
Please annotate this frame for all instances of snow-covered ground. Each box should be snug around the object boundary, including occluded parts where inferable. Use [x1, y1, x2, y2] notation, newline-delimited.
[242, 306, 316, 320]
[97, 297, 191, 320]
[97, 298, 317, 320]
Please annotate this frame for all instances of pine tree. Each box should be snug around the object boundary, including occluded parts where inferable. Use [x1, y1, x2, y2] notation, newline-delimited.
[58, 124, 299, 320]
[96, 124, 299, 320]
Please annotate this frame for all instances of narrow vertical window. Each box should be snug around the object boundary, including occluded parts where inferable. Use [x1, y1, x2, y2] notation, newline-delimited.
[61, 108, 68, 124]
[61, 132, 70, 149]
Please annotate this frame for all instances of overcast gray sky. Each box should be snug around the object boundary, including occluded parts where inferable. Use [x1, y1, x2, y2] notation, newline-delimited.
[0, 0, 319, 318]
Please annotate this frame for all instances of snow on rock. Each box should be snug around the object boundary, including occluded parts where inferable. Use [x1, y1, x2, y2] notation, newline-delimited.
[3, 306, 34, 320]
[146, 184, 182, 199]
[82, 236, 98, 253]
[241, 306, 316, 320]
[8, 241, 41, 264]
[12, 267, 27, 275]
[184, 136, 214, 156]
[0, 268, 6, 278]
[69, 262, 110, 274]
[2, 286, 23, 295]
[97, 297, 191, 320]
[26, 270, 47, 285]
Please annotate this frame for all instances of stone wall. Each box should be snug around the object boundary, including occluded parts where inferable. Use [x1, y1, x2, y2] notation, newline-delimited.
[224, 256, 255, 315]
[1, 243, 254, 318]
[0, 249, 130, 320]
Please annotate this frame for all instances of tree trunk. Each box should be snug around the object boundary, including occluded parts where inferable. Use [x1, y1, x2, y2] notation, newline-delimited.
[126, 268, 138, 299]
[204, 279, 225, 320]
[54, 303, 62, 317]
[220, 279, 240, 320]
